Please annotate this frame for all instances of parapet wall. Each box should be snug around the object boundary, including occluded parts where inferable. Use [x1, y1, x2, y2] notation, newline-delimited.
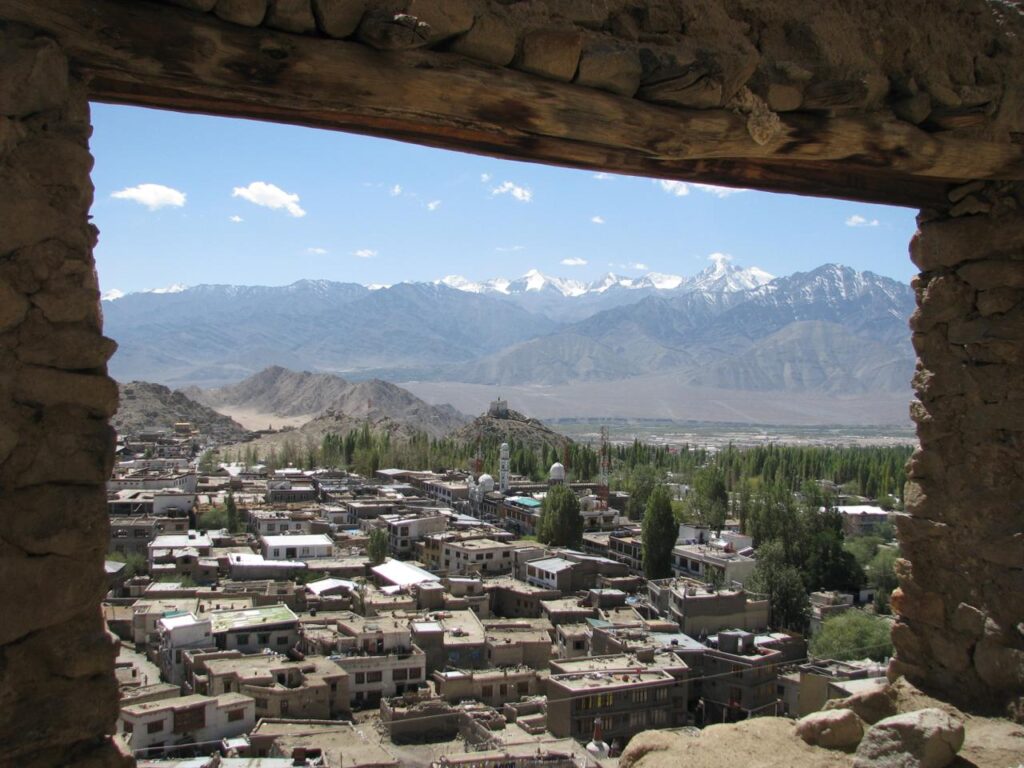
[894, 180, 1024, 711]
[0, 23, 127, 768]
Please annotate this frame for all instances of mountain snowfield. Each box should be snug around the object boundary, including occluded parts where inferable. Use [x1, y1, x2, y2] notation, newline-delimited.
[430, 254, 773, 299]
[100, 260, 916, 426]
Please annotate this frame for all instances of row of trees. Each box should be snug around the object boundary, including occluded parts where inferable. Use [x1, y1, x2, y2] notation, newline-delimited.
[212, 425, 911, 504]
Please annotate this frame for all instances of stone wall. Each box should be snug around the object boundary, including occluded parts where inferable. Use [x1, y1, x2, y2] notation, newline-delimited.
[0, 23, 128, 768]
[151, 0, 1024, 146]
[892, 181, 1024, 714]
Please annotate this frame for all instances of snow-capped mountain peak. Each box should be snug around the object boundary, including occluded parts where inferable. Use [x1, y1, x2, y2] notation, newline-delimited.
[691, 254, 774, 293]
[509, 269, 589, 297]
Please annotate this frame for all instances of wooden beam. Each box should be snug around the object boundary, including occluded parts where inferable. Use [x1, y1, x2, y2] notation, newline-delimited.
[5, 0, 1020, 206]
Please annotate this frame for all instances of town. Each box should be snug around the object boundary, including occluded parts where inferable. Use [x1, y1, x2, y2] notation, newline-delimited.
[105, 399, 905, 767]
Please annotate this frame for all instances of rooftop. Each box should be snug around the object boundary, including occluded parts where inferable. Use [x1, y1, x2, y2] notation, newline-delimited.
[208, 604, 298, 633]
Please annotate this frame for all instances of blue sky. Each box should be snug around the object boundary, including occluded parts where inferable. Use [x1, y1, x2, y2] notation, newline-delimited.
[89, 104, 920, 296]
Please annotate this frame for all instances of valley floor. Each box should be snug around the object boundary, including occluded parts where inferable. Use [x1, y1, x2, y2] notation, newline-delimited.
[401, 376, 914, 430]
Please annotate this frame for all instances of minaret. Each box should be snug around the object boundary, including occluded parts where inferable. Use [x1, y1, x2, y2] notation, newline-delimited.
[499, 442, 510, 492]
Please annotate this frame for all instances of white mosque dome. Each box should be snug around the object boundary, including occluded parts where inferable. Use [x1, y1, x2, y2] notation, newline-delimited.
[549, 462, 566, 481]
[478, 474, 495, 492]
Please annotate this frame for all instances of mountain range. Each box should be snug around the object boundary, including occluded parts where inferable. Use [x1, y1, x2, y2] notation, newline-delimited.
[102, 259, 916, 426]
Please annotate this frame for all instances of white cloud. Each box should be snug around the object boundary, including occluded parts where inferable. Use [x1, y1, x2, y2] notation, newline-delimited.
[232, 181, 306, 217]
[656, 179, 747, 198]
[427, 200, 442, 212]
[307, 247, 328, 255]
[593, 172, 612, 181]
[496, 245, 525, 253]
[491, 180, 533, 203]
[480, 173, 492, 183]
[561, 257, 588, 267]
[629, 262, 648, 270]
[229, 215, 243, 223]
[846, 214, 880, 228]
[111, 183, 186, 211]
[657, 180, 690, 197]
[353, 248, 377, 259]
[591, 215, 605, 224]
[390, 184, 402, 197]
[708, 252, 733, 264]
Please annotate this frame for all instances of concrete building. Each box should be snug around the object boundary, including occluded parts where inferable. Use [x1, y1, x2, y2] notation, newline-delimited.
[524, 557, 575, 592]
[208, 604, 300, 653]
[261, 534, 334, 561]
[108, 489, 196, 519]
[837, 505, 892, 537]
[670, 544, 757, 587]
[386, 514, 447, 557]
[109, 515, 189, 559]
[647, 578, 770, 636]
[202, 653, 351, 720]
[444, 537, 515, 576]
[546, 653, 689, 742]
[433, 667, 543, 707]
[249, 509, 314, 536]
[701, 630, 784, 722]
[118, 693, 254, 757]
[147, 531, 213, 570]
[335, 646, 428, 708]
[156, 613, 215, 686]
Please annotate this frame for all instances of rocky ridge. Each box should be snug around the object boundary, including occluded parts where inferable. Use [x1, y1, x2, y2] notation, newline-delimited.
[112, 381, 249, 442]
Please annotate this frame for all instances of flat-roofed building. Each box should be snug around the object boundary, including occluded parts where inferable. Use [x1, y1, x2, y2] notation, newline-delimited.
[147, 531, 213, 569]
[156, 613, 215, 685]
[702, 630, 784, 722]
[109, 515, 189, 558]
[386, 514, 447, 557]
[546, 652, 689, 741]
[444, 537, 515, 576]
[108, 489, 196, 519]
[648, 578, 770, 636]
[433, 667, 543, 707]
[671, 544, 757, 587]
[118, 693, 253, 757]
[249, 509, 314, 536]
[202, 652, 350, 720]
[484, 578, 561, 619]
[261, 534, 334, 561]
[607, 534, 644, 572]
[209, 604, 300, 654]
[524, 557, 575, 592]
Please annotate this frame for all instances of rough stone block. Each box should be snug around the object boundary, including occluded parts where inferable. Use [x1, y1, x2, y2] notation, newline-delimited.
[357, 10, 432, 50]
[823, 682, 898, 725]
[0, 283, 29, 333]
[215, 0, 269, 26]
[854, 709, 964, 768]
[513, 29, 584, 83]
[16, 314, 117, 370]
[976, 287, 1020, 316]
[311, 0, 364, 37]
[892, 91, 932, 124]
[407, 0, 474, 44]
[890, 584, 946, 628]
[951, 602, 985, 638]
[548, 0, 613, 29]
[766, 82, 802, 111]
[450, 14, 517, 66]
[911, 215, 1024, 272]
[795, 708, 864, 750]
[0, 38, 68, 118]
[576, 43, 641, 97]
[13, 366, 118, 419]
[0, 484, 109, 557]
[957, 259, 1024, 290]
[265, 0, 317, 33]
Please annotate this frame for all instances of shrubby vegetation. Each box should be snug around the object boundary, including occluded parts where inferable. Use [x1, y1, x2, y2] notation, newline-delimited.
[809, 610, 894, 661]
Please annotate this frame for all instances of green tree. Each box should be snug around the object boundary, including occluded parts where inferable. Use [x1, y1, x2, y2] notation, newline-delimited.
[367, 528, 388, 565]
[642, 485, 676, 579]
[625, 465, 659, 521]
[200, 504, 229, 530]
[537, 485, 583, 548]
[810, 610, 893, 661]
[198, 449, 219, 474]
[749, 540, 810, 632]
[868, 546, 899, 614]
[688, 466, 729, 530]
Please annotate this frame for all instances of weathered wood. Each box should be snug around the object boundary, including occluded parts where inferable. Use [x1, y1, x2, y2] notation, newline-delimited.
[3, 0, 1023, 207]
